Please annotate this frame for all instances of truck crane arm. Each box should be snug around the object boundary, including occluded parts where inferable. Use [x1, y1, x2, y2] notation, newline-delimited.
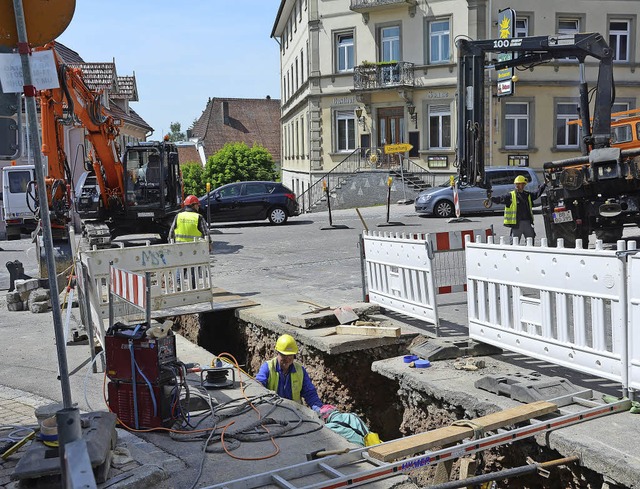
[456, 32, 614, 189]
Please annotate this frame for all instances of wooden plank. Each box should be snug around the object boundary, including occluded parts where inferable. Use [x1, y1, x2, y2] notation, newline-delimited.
[368, 400, 557, 462]
[335, 325, 401, 338]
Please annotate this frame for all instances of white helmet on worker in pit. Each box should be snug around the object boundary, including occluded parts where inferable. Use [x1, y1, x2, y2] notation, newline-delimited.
[275, 334, 298, 355]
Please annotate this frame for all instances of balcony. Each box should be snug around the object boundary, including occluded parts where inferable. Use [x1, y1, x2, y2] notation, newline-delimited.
[350, 0, 418, 12]
[353, 62, 415, 91]
[350, 0, 418, 21]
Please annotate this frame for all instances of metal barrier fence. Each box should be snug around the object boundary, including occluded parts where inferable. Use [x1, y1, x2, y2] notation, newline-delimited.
[78, 240, 212, 344]
[362, 228, 491, 334]
[466, 236, 638, 396]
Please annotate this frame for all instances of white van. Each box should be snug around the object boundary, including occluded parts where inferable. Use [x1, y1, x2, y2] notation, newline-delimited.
[2, 165, 35, 240]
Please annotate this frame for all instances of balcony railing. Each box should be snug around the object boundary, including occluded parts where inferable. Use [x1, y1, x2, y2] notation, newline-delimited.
[353, 62, 414, 90]
[350, 0, 418, 12]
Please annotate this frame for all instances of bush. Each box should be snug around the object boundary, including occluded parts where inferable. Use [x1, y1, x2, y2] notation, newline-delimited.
[204, 142, 277, 189]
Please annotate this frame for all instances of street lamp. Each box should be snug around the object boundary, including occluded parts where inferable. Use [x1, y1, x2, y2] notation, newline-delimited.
[407, 104, 417, 129]
[355, 107, 365, 127]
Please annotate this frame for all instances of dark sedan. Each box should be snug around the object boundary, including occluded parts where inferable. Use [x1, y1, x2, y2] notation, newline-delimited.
[199, 181, 300, 225]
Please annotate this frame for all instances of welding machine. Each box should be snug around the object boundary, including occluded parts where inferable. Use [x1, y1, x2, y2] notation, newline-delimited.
[105, 323, 178, 429]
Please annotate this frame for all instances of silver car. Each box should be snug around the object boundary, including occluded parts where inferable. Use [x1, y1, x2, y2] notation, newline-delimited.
[415, 167, 541, 218]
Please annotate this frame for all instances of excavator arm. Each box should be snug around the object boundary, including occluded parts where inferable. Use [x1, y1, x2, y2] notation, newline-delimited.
[38, 44, 125, 220]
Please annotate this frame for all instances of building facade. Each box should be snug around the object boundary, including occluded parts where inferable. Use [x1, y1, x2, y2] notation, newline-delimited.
[271, 0, 640, 196]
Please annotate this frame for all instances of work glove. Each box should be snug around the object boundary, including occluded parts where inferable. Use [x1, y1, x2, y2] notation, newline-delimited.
[311, 405, 322, 415]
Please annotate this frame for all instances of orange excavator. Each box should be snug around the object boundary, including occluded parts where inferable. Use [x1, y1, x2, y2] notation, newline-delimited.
[32, 43, 184, 252]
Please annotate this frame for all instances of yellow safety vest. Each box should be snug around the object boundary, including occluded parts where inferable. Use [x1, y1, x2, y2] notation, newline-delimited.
[174, 211, 202, 242]
[503, 190, 533, 227]
[266, 357, 303, 403]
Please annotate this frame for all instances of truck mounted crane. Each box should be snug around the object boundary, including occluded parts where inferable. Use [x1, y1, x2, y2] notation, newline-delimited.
[456, 32, 640, 247]
[33, 43, 184, 257]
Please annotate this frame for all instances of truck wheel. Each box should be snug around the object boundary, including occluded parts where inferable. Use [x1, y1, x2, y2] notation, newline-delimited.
[595, 227, 624, 243]
[434, 200, 454, 218]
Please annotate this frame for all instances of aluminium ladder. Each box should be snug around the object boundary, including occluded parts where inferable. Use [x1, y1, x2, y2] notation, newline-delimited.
[200, 391, 630, 489]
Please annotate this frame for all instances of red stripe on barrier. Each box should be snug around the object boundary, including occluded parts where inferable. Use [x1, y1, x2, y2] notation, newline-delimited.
[436, 232, 450, 251]
[439, 286, 452, 294]
[460, 230, 475, 249]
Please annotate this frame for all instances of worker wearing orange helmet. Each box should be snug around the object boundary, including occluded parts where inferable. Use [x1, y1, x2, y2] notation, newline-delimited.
[169, 195, 208, 242]
[255, 334, 323, 412]
[490, 175, 546, 241]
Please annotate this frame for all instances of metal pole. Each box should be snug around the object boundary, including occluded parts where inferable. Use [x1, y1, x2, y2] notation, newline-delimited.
[359, 234, 368, 302]
[56, 407, 84, 487]
[385, 180, 391, 223]
[12, 0, 72, 408]
[325, 181, 333, 227]
[427, 456, 580, 489]
[399, 154, 408, 203]
[145, 271, 151, 326]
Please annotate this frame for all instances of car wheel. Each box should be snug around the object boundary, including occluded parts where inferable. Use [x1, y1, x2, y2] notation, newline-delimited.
[268, 206, 288, 225]
[434, 200, 454, 218]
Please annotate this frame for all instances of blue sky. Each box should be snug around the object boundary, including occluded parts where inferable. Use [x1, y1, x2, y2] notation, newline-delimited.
[56, 1, 282, 138]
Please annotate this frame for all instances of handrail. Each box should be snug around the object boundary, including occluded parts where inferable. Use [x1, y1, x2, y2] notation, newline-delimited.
[296, 148, 365, 213]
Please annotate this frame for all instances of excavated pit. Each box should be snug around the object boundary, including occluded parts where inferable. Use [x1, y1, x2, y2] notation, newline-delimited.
[173, 310, 625, 489]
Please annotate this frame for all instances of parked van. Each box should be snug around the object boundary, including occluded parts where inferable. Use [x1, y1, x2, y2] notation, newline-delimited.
[2, 164, 35, 240]
[415, 166, 541, 218]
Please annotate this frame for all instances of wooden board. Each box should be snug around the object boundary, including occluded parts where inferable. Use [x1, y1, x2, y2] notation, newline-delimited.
[368, 400, 557, 462]
[335, 325, 401, 338]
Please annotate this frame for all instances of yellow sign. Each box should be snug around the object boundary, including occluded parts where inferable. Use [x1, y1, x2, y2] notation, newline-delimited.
[384, 143, 413, 154]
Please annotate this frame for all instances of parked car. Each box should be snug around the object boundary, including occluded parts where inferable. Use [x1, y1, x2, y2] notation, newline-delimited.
[415, 167, 541, 217]
[199, 181, 299, 225]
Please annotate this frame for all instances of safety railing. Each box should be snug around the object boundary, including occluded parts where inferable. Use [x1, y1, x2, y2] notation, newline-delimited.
[466, 236, 639, 396]
[362, 227, 492, 335]
[78, 240, 212, 344]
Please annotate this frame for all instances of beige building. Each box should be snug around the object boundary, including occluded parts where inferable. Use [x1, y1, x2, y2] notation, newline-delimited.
[271, 0, 640, 198]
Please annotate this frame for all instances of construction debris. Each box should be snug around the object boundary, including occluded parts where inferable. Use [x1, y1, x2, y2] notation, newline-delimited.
[335, 324, 400, 338]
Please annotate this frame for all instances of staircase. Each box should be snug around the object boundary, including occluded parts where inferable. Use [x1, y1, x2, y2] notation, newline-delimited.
[296, 150, 436, 213]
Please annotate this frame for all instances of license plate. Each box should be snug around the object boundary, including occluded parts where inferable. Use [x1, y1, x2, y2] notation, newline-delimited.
[553, 210, 573, 224]
[137, 212, 154, 218]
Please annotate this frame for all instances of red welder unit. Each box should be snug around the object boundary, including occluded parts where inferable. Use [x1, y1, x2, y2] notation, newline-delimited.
[105, 329, 178, 428]
[105, 333, 177, 384]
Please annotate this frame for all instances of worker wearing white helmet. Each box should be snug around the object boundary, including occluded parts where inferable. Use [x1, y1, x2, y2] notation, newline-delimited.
[255, 334, 323, 412]
[490, 175, 546, 241]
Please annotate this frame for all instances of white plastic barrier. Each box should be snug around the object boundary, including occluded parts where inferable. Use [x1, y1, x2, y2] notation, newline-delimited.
[466, 237, 629, 387]
[363, 228, 491, 329]
[79, 240, 212, 343]
[627, 252, 640, 393]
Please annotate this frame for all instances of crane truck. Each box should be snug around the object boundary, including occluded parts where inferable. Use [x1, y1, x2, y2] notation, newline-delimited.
[456, 32, 640, 247]
[32, 43, 184, 263]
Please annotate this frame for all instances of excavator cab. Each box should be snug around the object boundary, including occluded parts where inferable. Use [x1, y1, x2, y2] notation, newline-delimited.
[120, 141, 184, 236]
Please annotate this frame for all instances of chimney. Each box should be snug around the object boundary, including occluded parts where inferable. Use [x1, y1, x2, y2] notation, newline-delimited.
[222, 101, 230, 125]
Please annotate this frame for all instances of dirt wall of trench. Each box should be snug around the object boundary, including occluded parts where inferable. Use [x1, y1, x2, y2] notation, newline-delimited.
[173, 312, 625, 489]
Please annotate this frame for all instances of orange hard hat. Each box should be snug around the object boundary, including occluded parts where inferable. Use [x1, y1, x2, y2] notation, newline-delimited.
[185, 195, 199, 206]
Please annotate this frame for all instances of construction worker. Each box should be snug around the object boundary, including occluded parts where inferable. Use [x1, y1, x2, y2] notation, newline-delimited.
[255, 334, 323, 412]
[490, 175, 546, 241]
[169, 195, 208, 242]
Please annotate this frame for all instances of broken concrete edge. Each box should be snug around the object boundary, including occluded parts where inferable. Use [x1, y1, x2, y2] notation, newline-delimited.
[371, 355, 639, 489]
[235, 305, 419, 355]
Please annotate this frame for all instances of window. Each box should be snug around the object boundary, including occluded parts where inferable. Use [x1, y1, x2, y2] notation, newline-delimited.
[609, 19, 630, 62]
[245, 183, 269, 195]
[612, 101, 631, 120]
[381, 26, 400, 62]
[556, 102, 580, 148]
[428, 104, 451, 149]
[558, 17, 580, 35]
[428, 19, 450, 64]
[427, 155, 448, 169]
[504, 102, 529, 149]
[8, 170, 31, 193]
[300, 49, 304, 82]
[612, 125, 633, 144]
[336, 32, 354, 72]
[336, 111, 356, 152]
[515, 18, 529, 37]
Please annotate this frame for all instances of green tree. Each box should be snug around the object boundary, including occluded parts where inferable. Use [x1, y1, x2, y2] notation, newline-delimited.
[167, 121, 186, 142]
[181, 162, 206, 197]
[204, 142, 277, 188]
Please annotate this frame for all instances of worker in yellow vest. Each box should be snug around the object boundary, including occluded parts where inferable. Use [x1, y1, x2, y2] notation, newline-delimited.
[169, 195, 208, 242]
[255, 334, 324, 412]
[490, 175, 546, 241]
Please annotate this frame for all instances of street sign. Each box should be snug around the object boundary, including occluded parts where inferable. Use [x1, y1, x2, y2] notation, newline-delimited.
[496, 8, 515, 97]
[0, 0, 75, 47]
[384, 143, 413, 154]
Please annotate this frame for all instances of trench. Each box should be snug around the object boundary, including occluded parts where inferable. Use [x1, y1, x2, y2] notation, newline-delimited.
[173, 310, 625, 489]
